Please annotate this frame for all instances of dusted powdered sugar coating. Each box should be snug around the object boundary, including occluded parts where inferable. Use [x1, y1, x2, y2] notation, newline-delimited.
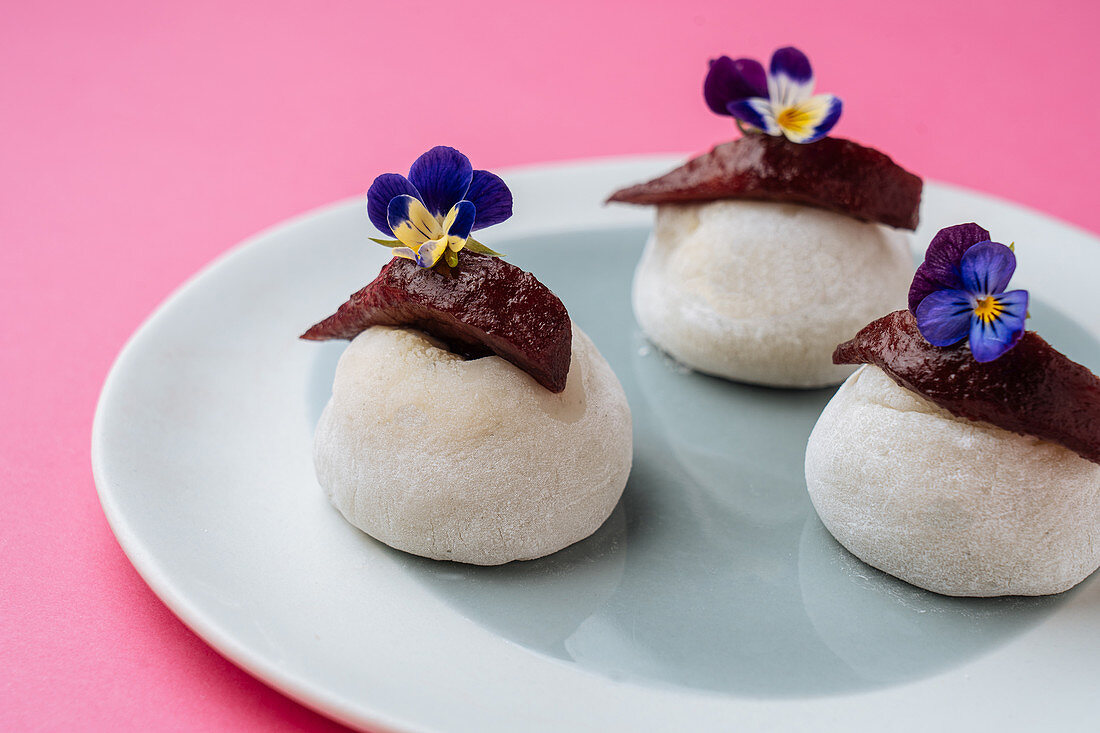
[806, 365, 1100, 597]
[632, 200, 912, 388]
[314, 325, 632, 565]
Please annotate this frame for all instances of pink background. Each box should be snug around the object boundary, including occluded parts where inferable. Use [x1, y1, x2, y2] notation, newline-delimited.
[2, 0, 1098, 729]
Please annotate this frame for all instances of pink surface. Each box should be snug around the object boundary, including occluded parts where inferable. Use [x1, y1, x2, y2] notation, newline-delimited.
[2, 0, 1098, 729]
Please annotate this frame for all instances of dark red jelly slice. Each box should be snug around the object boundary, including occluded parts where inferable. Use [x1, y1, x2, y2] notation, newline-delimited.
[302, 253, 572, 393]
[834, 310, 1100, 464]
[608, 135, 922, 230]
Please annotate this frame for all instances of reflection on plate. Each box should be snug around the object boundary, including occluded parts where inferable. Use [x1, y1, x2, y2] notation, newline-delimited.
[398, 229, 1084, 697]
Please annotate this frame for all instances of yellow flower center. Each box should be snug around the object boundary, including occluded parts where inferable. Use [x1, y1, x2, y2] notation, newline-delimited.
[973, 295, 1004, 323]
[776, 105, 814, 135]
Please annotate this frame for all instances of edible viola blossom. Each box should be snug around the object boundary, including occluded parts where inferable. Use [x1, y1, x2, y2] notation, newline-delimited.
[910, 223, 1029, 363]
[704, 46, 842, 144]
[366, 146, 512, 268]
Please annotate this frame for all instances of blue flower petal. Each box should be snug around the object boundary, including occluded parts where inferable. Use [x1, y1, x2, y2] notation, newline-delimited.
[915, 289, 973, 347]
[443, 200, 476, 241]
[770, 46, 813, 84]
[996, 289, 1029, 321]
[726, 97, 779, 135]
[803, 94, 842, 142]
[464, 170, 512, 230]
[769, 46, 814, 107]
[704, 56, 768, 115]
[366, 173, 420, 236]
[959, 241, 1016, 296]
[415, 238, 448, 268]
[908, 223, 992, 312]
[387, 194, 439, 247]
[969, 290, 1028, 362]
[408, 146, 473, 217]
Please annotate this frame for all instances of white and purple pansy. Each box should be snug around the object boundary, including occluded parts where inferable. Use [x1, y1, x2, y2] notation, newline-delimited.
[910, 223, 1030, 363]
[366, 146, 512, 268]
[704, 46, 842, 144]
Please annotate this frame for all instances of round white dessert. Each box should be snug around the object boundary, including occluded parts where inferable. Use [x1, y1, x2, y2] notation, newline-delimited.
[805, 364, 1100, 596]
[632, 200, 912, 388]
[314, 325, 633, 565]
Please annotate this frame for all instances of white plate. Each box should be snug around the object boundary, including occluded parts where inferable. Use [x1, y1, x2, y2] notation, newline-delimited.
[92, 156, 1100, 732]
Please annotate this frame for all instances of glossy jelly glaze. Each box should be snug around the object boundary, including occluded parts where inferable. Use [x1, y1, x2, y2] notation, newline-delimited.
[302, 252, 572, 392]
[608, 135, 922, 230]
[834, 310, 1100, 464]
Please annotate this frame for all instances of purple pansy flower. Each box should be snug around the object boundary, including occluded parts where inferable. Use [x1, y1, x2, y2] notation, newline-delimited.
[704, 46, 842, 144]
[911, 223, 1029, 363]
[366, 146, 512, 268]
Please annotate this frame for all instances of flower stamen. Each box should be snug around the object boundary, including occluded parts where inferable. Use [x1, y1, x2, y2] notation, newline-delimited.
[973, 295, 1004, 324]
[777, 106, 813, 136]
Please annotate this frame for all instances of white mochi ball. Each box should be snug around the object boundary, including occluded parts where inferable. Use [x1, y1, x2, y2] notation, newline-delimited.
[632, 200, 913, 388]
[314, 325, 633, 565]
[805, 364, 1100, 596]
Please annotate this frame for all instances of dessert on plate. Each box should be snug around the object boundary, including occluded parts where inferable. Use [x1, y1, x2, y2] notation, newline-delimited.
[806, 224, 1100, 596]
[609, 47, 922, 388]
[303, 146, 633, 565]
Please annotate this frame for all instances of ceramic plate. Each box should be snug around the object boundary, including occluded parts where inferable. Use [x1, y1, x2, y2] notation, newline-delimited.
[92, 157, 1100, 732]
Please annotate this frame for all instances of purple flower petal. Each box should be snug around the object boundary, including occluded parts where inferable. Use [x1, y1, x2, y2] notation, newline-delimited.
[770, 46, 813, 84]
[726, 97, 779, 135]
[959, 241, 1016, 296]
[366, 173, 420, 236]
[408, 146, 473, 217]
[464, 170, 512, 230]
[769, 47, 814, 107]
[908, 223, 992, 312]
[968, 290, 1029, 362]
[447, 200, 476, 241]
[704, 56, 768, 115]
[914, 289, 973, 347]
